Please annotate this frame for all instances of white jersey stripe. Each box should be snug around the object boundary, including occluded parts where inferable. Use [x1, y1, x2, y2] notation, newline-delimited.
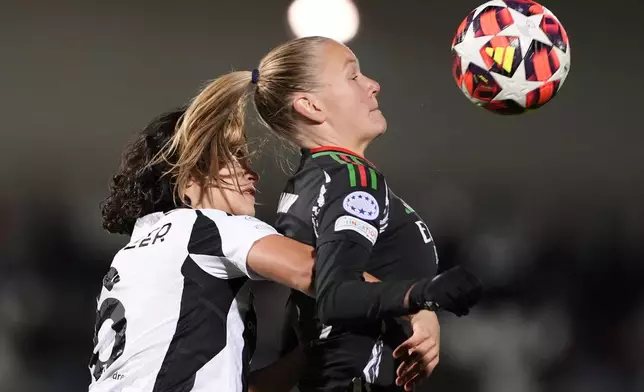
[277, 192, 299, 214]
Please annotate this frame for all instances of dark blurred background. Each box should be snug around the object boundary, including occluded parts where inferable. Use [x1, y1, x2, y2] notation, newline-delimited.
[1, 0, 643, 391]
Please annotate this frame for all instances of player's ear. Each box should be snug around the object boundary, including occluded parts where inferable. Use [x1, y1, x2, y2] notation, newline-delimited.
[186, 176, 199, 189]
[292, 93, 325, 124]
[184, 176, 202, 207]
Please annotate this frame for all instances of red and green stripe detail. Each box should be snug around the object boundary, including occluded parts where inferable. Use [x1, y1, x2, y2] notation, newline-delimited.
[312, 151, 378, 190]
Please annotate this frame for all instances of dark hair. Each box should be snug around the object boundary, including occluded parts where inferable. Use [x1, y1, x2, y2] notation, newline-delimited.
[101, 109, 185, 235]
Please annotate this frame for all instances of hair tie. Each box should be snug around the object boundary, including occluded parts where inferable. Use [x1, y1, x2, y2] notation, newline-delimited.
[251, 69, 260, 84]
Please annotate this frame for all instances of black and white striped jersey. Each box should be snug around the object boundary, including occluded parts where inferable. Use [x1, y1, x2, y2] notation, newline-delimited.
[88, 208, 279, 392]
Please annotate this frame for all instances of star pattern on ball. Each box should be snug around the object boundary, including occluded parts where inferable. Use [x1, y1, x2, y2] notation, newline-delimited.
[451, 1, 570, 113]
[497, 7, 553, 54]
[472, 0, 509, 18]
[490, 61, 543, 107]
[453, 26, 496, 75]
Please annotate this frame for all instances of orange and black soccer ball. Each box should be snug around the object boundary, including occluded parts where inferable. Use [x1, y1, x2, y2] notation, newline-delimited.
[452, 0, 571, 114]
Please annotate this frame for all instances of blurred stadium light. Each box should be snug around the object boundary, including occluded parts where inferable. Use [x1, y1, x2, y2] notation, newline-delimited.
[287, 0, 359, 43]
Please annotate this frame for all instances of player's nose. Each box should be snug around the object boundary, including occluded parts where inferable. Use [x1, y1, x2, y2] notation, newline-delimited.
[246, 169, 259, 184]
[365, 75, 380, 98]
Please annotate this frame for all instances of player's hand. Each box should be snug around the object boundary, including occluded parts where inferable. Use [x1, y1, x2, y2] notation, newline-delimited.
[414, 266, 483, 316]
[393, 310, 440, 391]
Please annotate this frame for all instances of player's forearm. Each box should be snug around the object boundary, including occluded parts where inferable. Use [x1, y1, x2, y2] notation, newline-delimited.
[360, 272, 417, 323]
[247, 235, 316, 296]
[247, 235, 380, 299]
[315, 240, 416, 324]
[358, 271, 420, 323]
[248, 345, 305, 392]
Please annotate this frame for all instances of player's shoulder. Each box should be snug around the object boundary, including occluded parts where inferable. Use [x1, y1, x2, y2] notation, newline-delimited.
[129, 209, 189, 240]
[197, 209, 276, 233]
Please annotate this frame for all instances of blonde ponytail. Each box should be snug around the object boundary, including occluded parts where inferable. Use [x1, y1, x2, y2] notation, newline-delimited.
[155, 71, 253, 205]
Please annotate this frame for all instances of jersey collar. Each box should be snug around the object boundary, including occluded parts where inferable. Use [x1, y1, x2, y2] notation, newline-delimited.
[307, 146, 376, 167]
[131, 212, 165, 239]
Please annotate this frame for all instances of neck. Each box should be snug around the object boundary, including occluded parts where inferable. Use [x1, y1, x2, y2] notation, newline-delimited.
[301, 129, 371, 157]
[186, 190, 232, 214]
[192, 201, 232, 214]
[345, 140, 369, 157]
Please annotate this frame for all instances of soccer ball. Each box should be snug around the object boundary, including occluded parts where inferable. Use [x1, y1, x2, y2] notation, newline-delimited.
[451, 0, 570, 114]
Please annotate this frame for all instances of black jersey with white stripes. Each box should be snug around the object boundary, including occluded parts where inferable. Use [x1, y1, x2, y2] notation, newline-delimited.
[275, 147, 439, 391]
[88, 209, 279, 392]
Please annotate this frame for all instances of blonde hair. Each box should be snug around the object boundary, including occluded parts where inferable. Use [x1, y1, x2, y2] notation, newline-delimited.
[253, 36, 329, 142]
[156, 36, 332, 205]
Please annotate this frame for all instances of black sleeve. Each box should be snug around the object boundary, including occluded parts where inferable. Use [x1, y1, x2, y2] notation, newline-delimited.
[312, 165, 417, 324]
[315, 240, 415, 324]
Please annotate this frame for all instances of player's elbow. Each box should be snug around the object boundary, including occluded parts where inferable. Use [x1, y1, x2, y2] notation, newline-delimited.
[315, 284, 348, 325]
[287, 243, 315, 297]
[292, 262, 315, 297]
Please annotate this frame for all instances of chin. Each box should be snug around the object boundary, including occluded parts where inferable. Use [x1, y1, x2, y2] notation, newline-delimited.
[242, 203, 256, 217]
[233, 194, 256, 216]
[372, 119, 388, 137]
[236, 207, 255, 216]
[229, 201, 255, 216]
[370, 111, 387, 133]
